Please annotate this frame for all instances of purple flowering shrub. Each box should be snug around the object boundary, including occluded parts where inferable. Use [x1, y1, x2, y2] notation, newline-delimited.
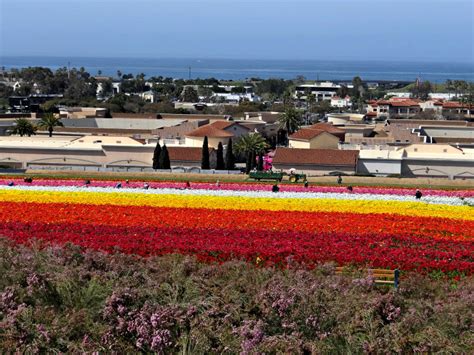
[0, 238, 472, 353]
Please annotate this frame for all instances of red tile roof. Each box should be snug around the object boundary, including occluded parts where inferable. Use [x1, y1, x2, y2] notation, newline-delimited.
[210, 121, 235, 130]
[442, 101, 472, 109]
[273, 148, 359, 167]
[289, 129, 338, 141]
[389, 100, 420, 107]
[167, 147, 214, 162]
[308, 123, 345, 134]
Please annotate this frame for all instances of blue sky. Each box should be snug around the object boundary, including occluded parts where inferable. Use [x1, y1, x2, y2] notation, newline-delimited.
[1, 0, 473, 62]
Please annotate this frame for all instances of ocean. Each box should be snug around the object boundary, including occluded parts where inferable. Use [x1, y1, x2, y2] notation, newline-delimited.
[1, 56, 472, 83]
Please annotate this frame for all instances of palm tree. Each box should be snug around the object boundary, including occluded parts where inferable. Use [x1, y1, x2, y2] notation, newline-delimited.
[38, 113, 64, 137]
[11, 118, 37, 137]
[278, 107, 302, 141]
[234, 133, 268, 173]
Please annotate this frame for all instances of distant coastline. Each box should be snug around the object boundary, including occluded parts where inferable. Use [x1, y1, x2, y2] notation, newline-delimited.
[1, 56, 473, 83]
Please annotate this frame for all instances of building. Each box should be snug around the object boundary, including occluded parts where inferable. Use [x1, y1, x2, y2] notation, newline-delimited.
[211, 92, 261, 104]
[58, 107, 108, 119]
[357, 144, 474, 179]
[272, 147, 359, 175]
[367, 98, 421, 119]
[442, 102, 474, 119]
[243, 112, 280, 124]
[0, 135, 219, 171]
[288, 128, 342, 150]
[185, 121, 250, 148]
[8, 94, 63, 113]
[327, 113, 366, 125]
[167, 147, 216, 169]
[294, 82, 343, 102]
[330, 96, 352, 108]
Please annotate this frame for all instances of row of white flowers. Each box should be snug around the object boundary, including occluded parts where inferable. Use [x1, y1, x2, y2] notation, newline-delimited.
[1, 185, 472, 207]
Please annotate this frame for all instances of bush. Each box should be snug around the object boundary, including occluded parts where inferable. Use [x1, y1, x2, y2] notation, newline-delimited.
[0, 239, 472, 353]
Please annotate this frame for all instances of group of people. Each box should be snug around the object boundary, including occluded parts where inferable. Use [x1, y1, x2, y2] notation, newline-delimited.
[4, 175, 425, 200]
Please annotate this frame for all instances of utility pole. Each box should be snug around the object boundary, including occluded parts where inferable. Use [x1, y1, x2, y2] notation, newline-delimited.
[67, 61, 71, 80]
[188, 66, 191, 80]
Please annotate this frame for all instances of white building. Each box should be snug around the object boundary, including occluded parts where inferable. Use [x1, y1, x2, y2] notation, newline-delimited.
[295, 82, 349, 102]
[330, 96, 352, 108]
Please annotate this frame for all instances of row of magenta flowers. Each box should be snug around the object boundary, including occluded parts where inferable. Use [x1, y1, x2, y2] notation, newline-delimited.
[1, 178, 472, 197]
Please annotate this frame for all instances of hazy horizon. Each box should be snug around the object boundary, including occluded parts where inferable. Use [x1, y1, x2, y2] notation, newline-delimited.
[1, 55, 473, 65]
[1, 0, 473, 63]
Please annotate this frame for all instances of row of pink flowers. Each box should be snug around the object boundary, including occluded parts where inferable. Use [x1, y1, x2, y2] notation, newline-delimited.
[1, 178, 472, 197]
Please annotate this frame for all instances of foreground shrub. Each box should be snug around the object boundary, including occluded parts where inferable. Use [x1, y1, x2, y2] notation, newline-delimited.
[0, 239, 472, 353]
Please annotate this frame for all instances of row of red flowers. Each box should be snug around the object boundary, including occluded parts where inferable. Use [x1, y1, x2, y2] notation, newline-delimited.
[1, 221, 472, 273]
[0, 199, 472, 273]
[0, 202, 471, 241]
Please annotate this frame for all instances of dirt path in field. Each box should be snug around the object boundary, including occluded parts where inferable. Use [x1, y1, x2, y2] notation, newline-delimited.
[6, 169, 471, 189]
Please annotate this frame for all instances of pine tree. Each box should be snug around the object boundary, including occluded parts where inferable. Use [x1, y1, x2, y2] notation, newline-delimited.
[201, 136, 210, 170]
[152, 141, 161, 169]
[257, 152, 264, 171]
[159, 145, 170, 169]
[216, 142, 225, 170]
[225, 138, 235, 170]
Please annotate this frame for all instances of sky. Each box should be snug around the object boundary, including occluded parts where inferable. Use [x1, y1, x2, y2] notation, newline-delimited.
[0, 0, 473, 63]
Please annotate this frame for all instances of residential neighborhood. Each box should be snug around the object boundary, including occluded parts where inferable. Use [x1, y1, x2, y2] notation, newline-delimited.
[0, 67, 473, 179]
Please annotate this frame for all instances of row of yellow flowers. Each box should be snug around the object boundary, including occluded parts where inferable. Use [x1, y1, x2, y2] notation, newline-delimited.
[1, 189, 472, 221]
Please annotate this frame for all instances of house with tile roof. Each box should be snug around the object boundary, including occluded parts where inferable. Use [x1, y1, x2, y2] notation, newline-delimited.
[367, 98, 421, 119]
[167, 147, 216, 168]
[287, 123, 346, 149]
[185, 121, 250, 148]
[288, 129, 341, 149]
[272, 147, 359, 175]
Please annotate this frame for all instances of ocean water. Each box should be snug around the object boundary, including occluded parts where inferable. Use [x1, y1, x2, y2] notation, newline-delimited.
[0, 56, 472, 83]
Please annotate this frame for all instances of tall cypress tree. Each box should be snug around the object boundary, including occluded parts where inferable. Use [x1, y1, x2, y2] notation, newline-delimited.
[245, 152, 252, 174]
[216, 142, 225, 170]
[225, 138, 235, 170]
[159, 144, 171, 169]
[257, 152, 264, 171]
[152, 141, 161, 169]
[201, 136, 210, 170]
[250, 151, 257, 170]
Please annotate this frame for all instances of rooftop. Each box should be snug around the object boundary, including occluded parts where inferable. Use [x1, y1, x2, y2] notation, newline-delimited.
[289, 129, 335, 141]
[273, 148, 359, 166]
[167, 147, 214, 162]
[186, 124, 234, 138]
[308, 122, 346, 134]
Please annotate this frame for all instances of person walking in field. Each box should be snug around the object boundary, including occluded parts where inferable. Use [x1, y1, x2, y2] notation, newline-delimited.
[337, 175, 342, 185]
[415, 189, 422, 199]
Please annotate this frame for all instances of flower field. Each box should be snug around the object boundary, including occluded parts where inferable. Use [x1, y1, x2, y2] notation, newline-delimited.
[0, 179, 472, 274]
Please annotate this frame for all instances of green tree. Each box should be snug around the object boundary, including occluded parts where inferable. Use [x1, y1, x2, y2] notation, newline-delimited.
[235, 133, 268, 173]
[201, 136, 210, 170]
[37, 113, 64, 137]
[11, 118, 37, 137]
[225, 138, 235, 170]
[158, 145, 171, 169]
[410, 81, 432, 100]
[181, 87, 199, 102]
[152, 141, 162, 169]
[216, 142, 225, 170]
[278, 107, 302, 140]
